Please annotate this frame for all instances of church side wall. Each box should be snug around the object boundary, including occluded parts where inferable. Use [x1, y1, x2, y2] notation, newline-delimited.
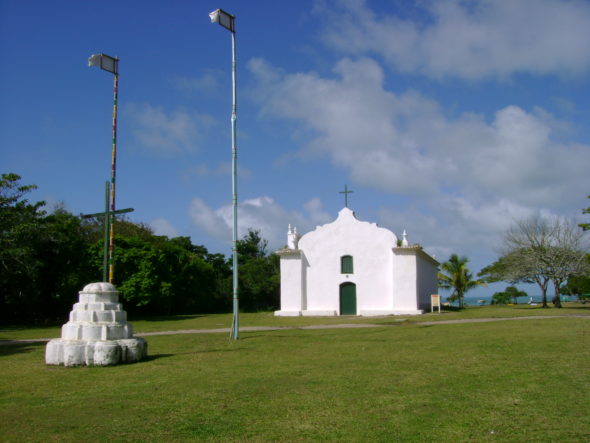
[391, 250, 418, 311]
[415, 252, 439, 311]
[278, 253, 304, 312]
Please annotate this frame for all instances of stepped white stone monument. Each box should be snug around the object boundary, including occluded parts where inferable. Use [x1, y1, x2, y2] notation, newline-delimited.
[46, 282, 147, 366]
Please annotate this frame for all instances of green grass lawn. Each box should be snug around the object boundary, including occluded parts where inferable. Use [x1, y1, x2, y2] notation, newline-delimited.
[1, 307, 589, 441]
[2, 302, 589, 341]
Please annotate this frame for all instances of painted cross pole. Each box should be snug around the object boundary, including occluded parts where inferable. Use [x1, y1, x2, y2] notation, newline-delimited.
[88, 53, 121, 284]
[339, 184, 354, 208]
[81, 181, 134, 282]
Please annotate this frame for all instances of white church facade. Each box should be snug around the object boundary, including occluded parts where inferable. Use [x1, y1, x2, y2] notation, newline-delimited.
[275, 208, 439, 317]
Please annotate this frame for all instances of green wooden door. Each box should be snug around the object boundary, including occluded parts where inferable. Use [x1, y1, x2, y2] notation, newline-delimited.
[340, 283, 357, 315]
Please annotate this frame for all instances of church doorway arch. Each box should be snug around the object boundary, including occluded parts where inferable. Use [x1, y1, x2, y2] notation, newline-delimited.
[339, 282, 357, 315]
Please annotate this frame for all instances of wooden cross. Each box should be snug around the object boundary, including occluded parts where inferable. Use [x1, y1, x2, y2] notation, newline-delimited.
[81, 181, 134, 282]
[339, 184, 354, 208]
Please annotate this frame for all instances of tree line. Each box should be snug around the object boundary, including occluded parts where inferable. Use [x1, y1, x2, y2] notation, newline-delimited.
[2, 173, 588, 323]
[0, 173, 279, 324]
[438, 197, 590, 308]
[479, 215, 590, 308]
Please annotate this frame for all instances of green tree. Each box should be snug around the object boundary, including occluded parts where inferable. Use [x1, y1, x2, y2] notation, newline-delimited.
[0, 174, 44, 283]
[235, 229, 280, 312]
[237, 229, 268, 263]
[108, 228, 227, 316]
[545, 219, 589, 307]
[0, 173, 46, 322]
[491, 286, 528, 305]
[152, 236, 224, 314]
[438, 254, 486, 308]
[0, 174, 97, 322]
[480, 217, 589, 308]
[35, 207, 97, 319]
[560, 255, 590, 302]
[1, 173, 273, 323]
[479, 249, 551, 307]
[580, 195, 590, 231]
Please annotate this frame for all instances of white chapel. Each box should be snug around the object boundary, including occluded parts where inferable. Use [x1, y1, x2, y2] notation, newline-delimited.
[275, 207, 439, 316]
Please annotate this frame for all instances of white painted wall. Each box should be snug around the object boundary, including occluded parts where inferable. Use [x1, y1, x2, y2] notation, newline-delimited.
[276, 208, 439, 316]
[277, 250, 305, 314]
[297, 208, 397, 314]
[392, 248, 418, 311]
[416, 251, 439, 311]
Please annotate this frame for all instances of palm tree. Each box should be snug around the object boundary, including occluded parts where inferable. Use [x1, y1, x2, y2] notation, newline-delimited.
[438, 254, 486, 308]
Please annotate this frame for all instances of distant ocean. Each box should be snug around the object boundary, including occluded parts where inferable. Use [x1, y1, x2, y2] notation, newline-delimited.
[451, 294, 578, 307]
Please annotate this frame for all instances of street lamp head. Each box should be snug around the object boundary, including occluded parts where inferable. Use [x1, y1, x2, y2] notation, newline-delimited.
[88, 53, 118, 75]
[209, 8, 235, 32]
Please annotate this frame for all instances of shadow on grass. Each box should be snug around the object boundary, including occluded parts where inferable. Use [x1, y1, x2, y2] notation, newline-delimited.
[0, 321, 64, 331]
[0, 341, 45, 357]
[239, 330, 371, 341]
[129, 314, 208, 322]
[143, 353, 175, 362]
[146, 346, 244, 360]
[373, 320, 410, 326]
[238, 334, 305, 341]
[512, 305, 590, 310]
[441, 306, 466, 312]
[510, 306, 554, 310]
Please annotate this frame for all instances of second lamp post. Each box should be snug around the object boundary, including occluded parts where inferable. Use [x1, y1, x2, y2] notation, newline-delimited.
[209, 8, 239, 340]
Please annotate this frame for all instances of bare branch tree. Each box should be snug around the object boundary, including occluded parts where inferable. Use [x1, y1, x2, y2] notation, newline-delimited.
[546, 219, 590, 307]
[481, 216, 589, 308]
[500, 217, 557, 307]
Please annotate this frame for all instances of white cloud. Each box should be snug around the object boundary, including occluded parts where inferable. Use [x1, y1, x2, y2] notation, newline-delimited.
[183, 164, 210, 178]
[552, 96, 576, 114]
[248, 57, 590, 212]
[172, 70, 223, 93]
[189, 198, 230, 241]
[189, 196, 331, 250]
[182, 162, 252, 179]
[125, 103, 214, 155]
[376, 197, 543, 273]
[247, 55, 590, 271]
[316, 0, 590, 79]
[149, 217, 179, 238]
[214, 162, 253, 178]
[304, 197, 332, 225]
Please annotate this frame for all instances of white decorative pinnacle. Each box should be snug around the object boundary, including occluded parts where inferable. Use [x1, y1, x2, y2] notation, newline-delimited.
[402, 229, 409, 247]
[287, 224, 299, 249]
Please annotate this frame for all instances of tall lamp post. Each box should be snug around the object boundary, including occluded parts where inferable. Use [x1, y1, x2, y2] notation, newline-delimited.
[209, 8, 239, 340]
[88, 53, 119, 284]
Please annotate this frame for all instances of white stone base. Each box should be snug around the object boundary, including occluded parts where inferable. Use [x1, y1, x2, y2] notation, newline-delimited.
[46, 337, 147, 366]
[275, 309, 426, 317]
[301, 310, 338, 316]
[45, 282, 147, 367]
[274, 310, 302, 317]
[275, 310, 340, 317]
[359, 310, 424, 316]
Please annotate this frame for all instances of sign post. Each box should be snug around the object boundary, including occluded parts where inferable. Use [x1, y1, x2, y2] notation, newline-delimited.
[431, 294, 441, 313]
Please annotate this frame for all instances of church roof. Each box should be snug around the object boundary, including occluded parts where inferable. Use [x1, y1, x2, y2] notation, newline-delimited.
[296, 207, 438, 264]
[298, 206, 397, 246]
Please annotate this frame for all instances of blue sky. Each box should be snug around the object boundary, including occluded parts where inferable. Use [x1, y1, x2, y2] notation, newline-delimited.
[2, 0, 590, 298]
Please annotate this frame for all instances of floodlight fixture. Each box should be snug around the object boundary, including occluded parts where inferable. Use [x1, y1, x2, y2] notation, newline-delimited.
[88, 53, 118, 75]
[209, 8, 235, 33]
